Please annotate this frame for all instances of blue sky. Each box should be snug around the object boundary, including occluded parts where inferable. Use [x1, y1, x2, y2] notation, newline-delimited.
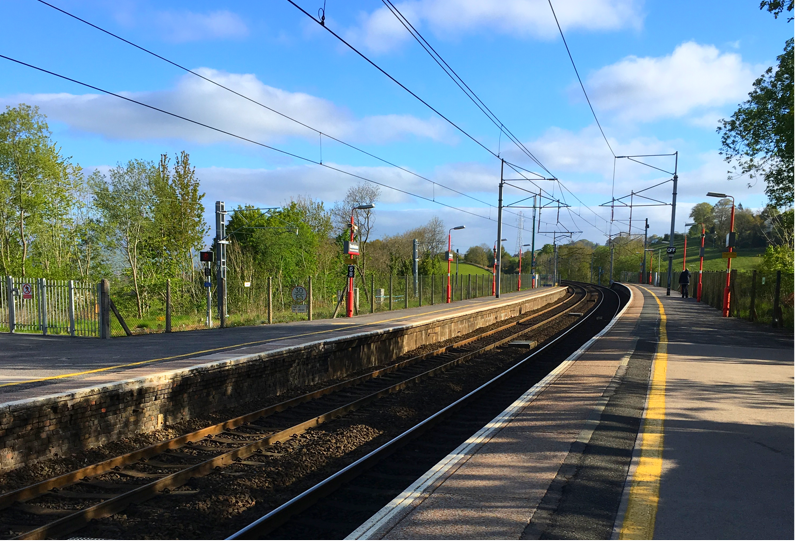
[1, 0, 790, 251]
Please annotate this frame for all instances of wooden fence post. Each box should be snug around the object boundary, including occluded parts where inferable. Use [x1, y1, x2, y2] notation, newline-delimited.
[100, 279, 110, 339]
[370, 275, 375, 314]
[308, 276, 313, 321]
[267, 277, 273, 324]
[419, 275, 423, 307]
[772, 270, 782, 328]
[405, 275, 409, 309]
[749, 270, 757, 322]
[165, 279, 172, 333]
[431, 275, 435, 305]
[389, 275, 393, 311]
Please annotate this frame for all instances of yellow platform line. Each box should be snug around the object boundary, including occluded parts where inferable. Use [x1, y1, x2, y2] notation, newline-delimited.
[620, 286, 667, 540]
[1, 291, 543, 389]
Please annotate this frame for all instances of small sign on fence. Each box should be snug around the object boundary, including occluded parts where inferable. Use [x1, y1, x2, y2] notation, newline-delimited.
[21, 283, 33, 299]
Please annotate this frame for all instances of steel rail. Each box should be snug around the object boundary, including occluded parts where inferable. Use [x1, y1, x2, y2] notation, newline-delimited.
[0, 289, 576, 513]
[228, 283, 613, 539]
[10, 288, 586, 540]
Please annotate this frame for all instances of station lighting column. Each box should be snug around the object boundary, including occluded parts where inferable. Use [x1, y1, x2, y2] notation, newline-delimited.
[707, 192, 735, 316]
[346, 204, 374, 318]
[686, 221, 707, 301]
[447, 226, 465, 303]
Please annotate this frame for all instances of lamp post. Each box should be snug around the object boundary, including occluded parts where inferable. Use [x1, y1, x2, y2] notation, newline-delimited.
[707, 192, 735, 316]
[492, 239, 507, 296]
[685, 221, 706, 301]
[682, 229, 688, 271]
[518, 244, 531, 290]
[447, 226, 465, 303]
[346, 204, 374, 317]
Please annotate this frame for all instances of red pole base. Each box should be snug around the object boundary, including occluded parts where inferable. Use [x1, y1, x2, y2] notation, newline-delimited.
[722, 287, 731, 317]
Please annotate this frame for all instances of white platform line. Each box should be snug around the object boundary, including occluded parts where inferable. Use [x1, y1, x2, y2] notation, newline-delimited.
[348, 285, 634, 540]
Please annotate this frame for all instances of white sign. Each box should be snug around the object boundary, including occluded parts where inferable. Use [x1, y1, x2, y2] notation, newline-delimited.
[21, 283, 33, 300]
[244, 281, 251, 288]
[291, 304, 308, 313]
[291, 286, 308, 302]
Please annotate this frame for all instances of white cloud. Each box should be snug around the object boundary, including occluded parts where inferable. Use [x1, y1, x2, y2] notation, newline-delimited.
[155, 10, 249, 43]
[3, 69, 450, 146]
[345, 0, 644, 54]
[586, 41, 760, 123]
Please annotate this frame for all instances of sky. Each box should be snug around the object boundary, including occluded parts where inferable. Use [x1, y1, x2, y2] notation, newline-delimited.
[1, 0, 791, 253]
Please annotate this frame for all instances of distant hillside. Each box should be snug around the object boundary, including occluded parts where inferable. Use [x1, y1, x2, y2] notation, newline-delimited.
[647, 237, 764, 272]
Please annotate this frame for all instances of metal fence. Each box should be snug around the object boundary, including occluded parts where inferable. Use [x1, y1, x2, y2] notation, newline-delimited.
[620, 269, 793, 329]
[104, 271, 551, 337]
[1, 277, 99, 337]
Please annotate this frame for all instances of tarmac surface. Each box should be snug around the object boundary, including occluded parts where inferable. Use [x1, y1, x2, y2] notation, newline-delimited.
[349, 283, 794, 540]
[0, 288, 558, 404]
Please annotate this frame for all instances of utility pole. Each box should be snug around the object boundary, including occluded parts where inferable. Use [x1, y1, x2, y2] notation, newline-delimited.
[641, 218, 649, 279]
[530, 193, 537, 287]
[609, 234, 615, 284]
[215, 201, 227, 328]
[666, 152, 679, 296]
[413, 238, 419, 295]
[553, 240, 558, 285]
[496, 159, 505, 298]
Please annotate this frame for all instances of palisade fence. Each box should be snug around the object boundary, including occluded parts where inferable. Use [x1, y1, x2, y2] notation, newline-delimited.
[2, 272, 554, 338]
[0, 277, 99, 336]
[620, 269, 793, 329]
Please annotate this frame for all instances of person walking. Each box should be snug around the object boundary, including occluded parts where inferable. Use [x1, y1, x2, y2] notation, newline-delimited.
[679, 267, 692, 298]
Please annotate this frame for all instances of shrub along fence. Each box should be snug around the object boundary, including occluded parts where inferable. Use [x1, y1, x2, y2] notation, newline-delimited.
[620, 269, 792, 329]
[110, 272, 551, 337]
[2, 272, 554, 338]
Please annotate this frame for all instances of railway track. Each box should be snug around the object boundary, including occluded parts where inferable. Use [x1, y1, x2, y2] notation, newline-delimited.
[0, 284, 604, 540]
[231, 283, 622, 540]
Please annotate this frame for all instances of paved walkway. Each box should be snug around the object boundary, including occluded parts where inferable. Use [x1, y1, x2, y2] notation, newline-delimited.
[617, 286, 793, 540]
[349, 284, 794, 540]
[0, 288, 561, 404]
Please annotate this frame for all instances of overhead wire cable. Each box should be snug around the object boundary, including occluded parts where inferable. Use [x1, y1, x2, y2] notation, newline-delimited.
[35, 0, 504, 213]
[547, 0, 615, 158]
[381, 0, 554, 176]
[0, 53, 542, 234]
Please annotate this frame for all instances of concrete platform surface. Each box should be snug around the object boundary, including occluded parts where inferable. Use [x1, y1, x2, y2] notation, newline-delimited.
[349, 283, 794, 540]
[349, 285, 645, 540]
[0, 287, 561, 405]
[623, 286, 794, 540]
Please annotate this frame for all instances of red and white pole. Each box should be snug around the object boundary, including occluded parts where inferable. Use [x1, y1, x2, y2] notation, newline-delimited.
[446, 232, 452, 303]
[492, 243, 497, 296]
[346, 211, 355, 318]
[697, 224, 705, 301]
[518, 247, 522, 291]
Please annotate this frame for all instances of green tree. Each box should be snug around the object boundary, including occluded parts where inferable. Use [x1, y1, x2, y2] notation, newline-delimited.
[464, 245, 489, 266]
[0, 104, 81, 276]
[688, 202, 714, 236]
[91, 160, 157, 317]
[718, 3, 793, 207]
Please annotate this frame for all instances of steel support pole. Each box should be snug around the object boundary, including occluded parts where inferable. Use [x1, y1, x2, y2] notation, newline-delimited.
[413, 239, 419, 296]
[215, 201, 227, 328]
[531, 193, 537, 288]
[6, 277, 15, 334]
[496, 160, 504, 298]
[68, 280, 76, 337]
[641, 218, 648, 279]
[723, 200, 735, 316]
[666, 153, 678, 296]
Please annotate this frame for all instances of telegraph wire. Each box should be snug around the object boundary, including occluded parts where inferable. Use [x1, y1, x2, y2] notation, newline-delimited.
[380, 0, 554, 176]
[547, 0, 615, 158]
[34, 0, 505, 214]
[0, 53, 541, 235]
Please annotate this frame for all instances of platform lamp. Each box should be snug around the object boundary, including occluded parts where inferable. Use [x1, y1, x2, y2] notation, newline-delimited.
[492, 238, 507, 296]
[346, 204, 375, 318]
[685, 221, 706, 301]
[518, 244, 531, 291]
[447, 226, 465, 303]
[706, 192, 735, 316]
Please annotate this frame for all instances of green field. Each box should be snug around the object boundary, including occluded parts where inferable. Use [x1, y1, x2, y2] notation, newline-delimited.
[454, 262, 494, 275]
[647, 237, 765, 272]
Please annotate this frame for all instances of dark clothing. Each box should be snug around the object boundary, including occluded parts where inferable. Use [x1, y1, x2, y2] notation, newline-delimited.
[679, 270, 691, 298]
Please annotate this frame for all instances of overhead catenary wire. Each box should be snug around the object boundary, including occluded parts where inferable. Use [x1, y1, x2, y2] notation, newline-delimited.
[34, 0, 507, 215]
[0, 53, 545, 236]
[547, 0, 615, 159]
[379, 0, 554, 176]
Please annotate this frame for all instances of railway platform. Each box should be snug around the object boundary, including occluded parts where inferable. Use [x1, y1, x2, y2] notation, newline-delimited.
[0, 287, 562, 405]
[349, 284, 794, 540]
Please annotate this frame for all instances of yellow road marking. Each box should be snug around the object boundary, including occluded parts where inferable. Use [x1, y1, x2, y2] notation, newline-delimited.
[620, 286, 667, 539]
[1, 291, 544, 389]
